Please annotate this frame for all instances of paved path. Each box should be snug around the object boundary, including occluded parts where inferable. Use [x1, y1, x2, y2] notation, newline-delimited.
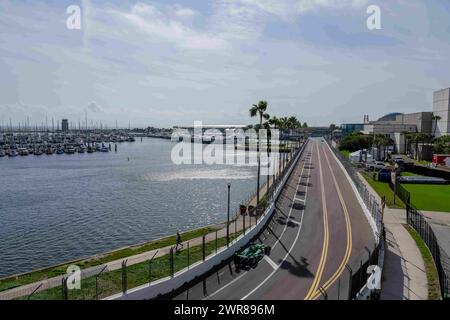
[173, 138, 374, 300]
[356, 173, 428, 300]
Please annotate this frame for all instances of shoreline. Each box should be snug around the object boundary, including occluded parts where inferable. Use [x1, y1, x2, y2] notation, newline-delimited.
[0, 223, 222, 285]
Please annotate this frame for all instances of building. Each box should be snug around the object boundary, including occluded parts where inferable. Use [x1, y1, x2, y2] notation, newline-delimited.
[341, 123, 364, 136]
[362, 112, 432, 135]
[433, 88, 450, 137]
[62, 119, 69, 132]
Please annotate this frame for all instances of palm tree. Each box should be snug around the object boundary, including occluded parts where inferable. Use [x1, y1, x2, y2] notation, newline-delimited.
[250, 101, 270, 203]
[432, 115, 442, 138]
[400, 131, 409, 155]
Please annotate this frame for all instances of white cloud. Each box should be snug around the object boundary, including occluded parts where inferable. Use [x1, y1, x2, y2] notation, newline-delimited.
[109, 3, 229, 50]
[296, 0, 368, 13]
[174, 6, 198, 17]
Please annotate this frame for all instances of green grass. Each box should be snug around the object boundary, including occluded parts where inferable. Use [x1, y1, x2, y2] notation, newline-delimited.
[403, 225, 441, 300]
[361, 173, 406, 209]
[400, 171, 424, 177]
[340, 150, 350, 159]
[403, 184, 450, 212]
[21, 232, 242, 300]
[0, 226, 218, 293]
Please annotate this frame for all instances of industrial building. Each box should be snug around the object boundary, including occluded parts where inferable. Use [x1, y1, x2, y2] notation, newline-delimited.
[62, 119, 69, 132]
[340, 87, 450, 160]
[433, 88, 450, 137]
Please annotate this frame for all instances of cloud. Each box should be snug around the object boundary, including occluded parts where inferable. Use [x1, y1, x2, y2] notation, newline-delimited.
[174, 6, 198, 18]
[296, 0, 368, 13]
[87, 102, 103, 113]
[109, 3, 228, 50]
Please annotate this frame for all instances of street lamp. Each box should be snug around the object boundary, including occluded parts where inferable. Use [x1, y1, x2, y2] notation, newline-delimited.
[227, 183, 231, 247]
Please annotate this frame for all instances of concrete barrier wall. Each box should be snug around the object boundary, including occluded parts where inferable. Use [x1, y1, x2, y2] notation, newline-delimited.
[108, 141, 307, 300]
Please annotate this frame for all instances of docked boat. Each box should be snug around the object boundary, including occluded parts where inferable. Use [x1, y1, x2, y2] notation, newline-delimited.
[56, 148, 64, 155]
[0, 150, 5, 157]
[100, 146, 109, 152]
[34, 149, 43, 156]
[8, 150, 18, 157]
[46, 148, 55, 155]
[18, 148, 29, 156]
[78, 146, 86, 153]
[64, 146, 76, 154]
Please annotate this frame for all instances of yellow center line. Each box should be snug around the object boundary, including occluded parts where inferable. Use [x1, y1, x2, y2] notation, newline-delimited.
[304, 141, 329, 300]
[310, 143, 353, 300]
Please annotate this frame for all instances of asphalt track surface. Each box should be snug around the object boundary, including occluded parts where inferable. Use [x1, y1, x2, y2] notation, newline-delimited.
[173, 138, 374, 300]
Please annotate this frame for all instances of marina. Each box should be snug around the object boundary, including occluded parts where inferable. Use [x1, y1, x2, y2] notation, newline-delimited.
[0, 130, 136, 158]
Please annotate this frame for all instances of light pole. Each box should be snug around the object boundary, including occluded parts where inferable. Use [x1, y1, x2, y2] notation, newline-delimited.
[227, 183, 231, 246]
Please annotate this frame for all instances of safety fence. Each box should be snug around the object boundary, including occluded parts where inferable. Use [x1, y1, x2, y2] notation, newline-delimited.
[21, 141, 304, 300]
[388, 179, 411, 207]
[407, 203, 450, 299]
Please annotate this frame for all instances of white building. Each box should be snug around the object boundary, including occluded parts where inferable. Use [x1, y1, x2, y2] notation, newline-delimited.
[433, 88, 450, 137]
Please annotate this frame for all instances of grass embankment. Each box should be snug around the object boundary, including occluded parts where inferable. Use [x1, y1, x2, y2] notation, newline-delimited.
[402, 184, 450, 212]
[0, 226, 218, 293]
[361, 172, 406, 209]
[403, 225, 441, 300]
[22, 232, 242, 300]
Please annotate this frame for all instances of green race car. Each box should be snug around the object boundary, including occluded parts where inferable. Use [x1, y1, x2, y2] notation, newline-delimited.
[234, 243, 271, 268]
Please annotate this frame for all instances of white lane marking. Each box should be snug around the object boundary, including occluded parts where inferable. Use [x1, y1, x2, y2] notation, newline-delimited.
[202, 271, 248, 300]
[323, 139, 379, 240]
[264, 256, 278, 270]
[205, 143, 312, 301]
[290, 219, 302, 226]
[294, 197, 305, 203]
[241, 141, 314, 300]
[270, 149, 309, 251]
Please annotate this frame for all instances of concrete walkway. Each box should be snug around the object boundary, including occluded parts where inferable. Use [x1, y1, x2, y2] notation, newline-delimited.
[356, 173, 428, 300]
[0, 150, 296, 300]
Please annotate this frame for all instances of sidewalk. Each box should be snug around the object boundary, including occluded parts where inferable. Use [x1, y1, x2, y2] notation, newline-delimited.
[0, 150, 295, 300]
[357, 173, 428, 300]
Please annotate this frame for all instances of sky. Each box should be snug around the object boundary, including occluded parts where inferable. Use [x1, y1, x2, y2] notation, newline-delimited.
[1, 0, 450, 128]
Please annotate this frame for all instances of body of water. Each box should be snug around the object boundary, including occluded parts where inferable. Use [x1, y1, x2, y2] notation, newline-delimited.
[0, 138, 260, 277]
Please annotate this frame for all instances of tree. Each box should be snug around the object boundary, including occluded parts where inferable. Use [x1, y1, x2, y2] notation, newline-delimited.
[250, 101, 270, 203]
[339, 133, 372, 152]
[433, 135, 450, 154]
[302, 122, 308, 128]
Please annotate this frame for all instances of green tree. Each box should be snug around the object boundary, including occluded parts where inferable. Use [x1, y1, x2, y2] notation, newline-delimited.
[250, 101, 270, 203]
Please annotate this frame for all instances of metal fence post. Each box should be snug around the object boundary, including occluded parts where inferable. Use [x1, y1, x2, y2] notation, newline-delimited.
[62, 277, 68, 300]
[148, 250, 158, 284]
[187, 241, 190, 269]
[170, 248, 174, 277]
[122, 260, 128, 294]
[202, 235, 206, 261]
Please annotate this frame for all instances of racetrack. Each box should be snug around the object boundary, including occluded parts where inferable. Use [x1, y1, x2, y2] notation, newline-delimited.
[173, 138, 375, 300]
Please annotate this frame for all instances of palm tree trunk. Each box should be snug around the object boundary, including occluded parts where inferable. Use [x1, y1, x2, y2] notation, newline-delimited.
[256, 115, 261, 203]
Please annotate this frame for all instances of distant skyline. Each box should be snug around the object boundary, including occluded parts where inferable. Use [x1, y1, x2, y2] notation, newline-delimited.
[1, 0, 450, 127]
